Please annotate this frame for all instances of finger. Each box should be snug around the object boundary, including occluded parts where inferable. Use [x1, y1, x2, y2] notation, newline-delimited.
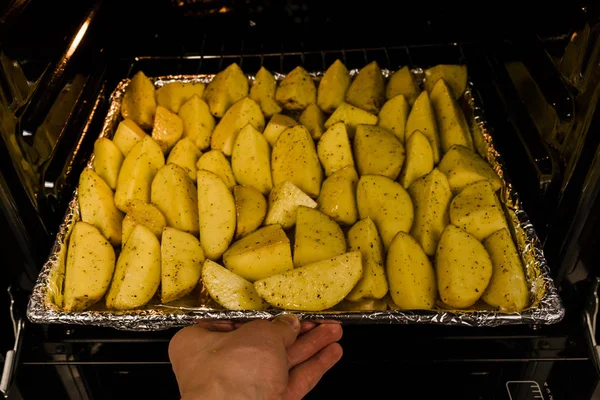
[284, 343, 343, 400]
[270, 314, 301, 348]
[300, 321, 317, 334]
[287, 324, 343, 368]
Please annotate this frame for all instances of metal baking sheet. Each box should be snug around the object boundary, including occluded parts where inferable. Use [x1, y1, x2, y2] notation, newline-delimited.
[27, 68, 565, 331]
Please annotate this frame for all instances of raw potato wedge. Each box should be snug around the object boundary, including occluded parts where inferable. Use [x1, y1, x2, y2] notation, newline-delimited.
[408, 169, 452, 256]
[211, 97, 265, 156]
[254, 251, 363, 311]
[204, 63, 249, 118]
[386, 66, 419, 105]
[197, 170, 236, 260]
[79, 168, 124, 246]
[121, 71, 156, 130]
[386, 232, 436, 310]
[406, 91, 441, 163]
[234, 185, 267, 239]
[157, 81, 205, 113]
[293, 207, 346, 267]
[354, 124, 404, 180]
[202, 259, 268, 310]
[112, 119, 147, 156]
[196, 150, 236, 190]
[317, 165, 359, 226]
[336, 298, 387, 311]
[275, 66, 317, 111]
[436, 225, 492, 308]
[93, 138, 124, 190]
[318, 59, 350, 113]
[250, 66, 282, 117]
[223, 225, 293, 282]
[324, 102, 378, 139]
[357, 175, 414, 249]
[424, 64, 468, 99]
[346, 61, 385, 114]
[430, 79, 473, 153]
[178, 95, 215, 151]
[264, 181, 317, 229]
[151, 164, 199, 235]
[106, 224, 161, 310]
[299, 103, 326, 140]
[398, 131, 434, 189]
[438, 144, 503, 194]
[346, 217, 388, 301]
[271, 125, 323, 198]
[63, 222, 116, 312]
[263, 114, 297, 147]
[378, 94, 409, 143]
[115, 136, 165, 212]
[317, 122, 354, 177]
[231, 124, 273, 195]
[122, 200, 166, 243]
[482, 228, 529, 311]
[152, 105, 184, 154]
[449, 180, 508, 241]
[161, 227, 205, 303]
[166, 137, 201, 181]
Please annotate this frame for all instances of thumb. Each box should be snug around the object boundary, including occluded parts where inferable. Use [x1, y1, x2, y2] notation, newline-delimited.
[271, 314, 301, 348]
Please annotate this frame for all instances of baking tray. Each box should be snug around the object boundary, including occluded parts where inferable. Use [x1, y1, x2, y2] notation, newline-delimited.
[27, 68, 565, 331]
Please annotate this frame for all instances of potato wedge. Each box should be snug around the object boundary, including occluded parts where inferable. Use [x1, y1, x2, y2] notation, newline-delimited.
[157, 81, 205, 113]
[234, 185, 267, 239]
[346, 61, 385, 114]
[430, 79, 473, 153]
[211, 97, 265, 156]
[386, 66, 419, 105]
[378, 94, 409, 143]
[115, 136, 165, 212]
[387, 231, 436, 310]
[204, 63, 249, 118]
[106, 224, 161, 310]
[346, 217, 388, 301]
[336, 298, 387, 311]
[263, 114, 297, 147]
[317, 122, 354, 177]
[93, 138, 124, 190]
[408, 169, 452, 256]
[161, 227, 204, 303]
[317, 165, 358, 226]
[264, 181, 317, 229]
[398, 131, 434, 189]
[250, 66, 282, 117]
[406, 91, 440, 163]
[197, 170, 236, 260]
[318, 59, 350, 113]
[166, 137, 201, 181]
[112, 119, 147, 156]
[196, 150, 236, 190]
[324, 102, 378, 139]
[63, 222, 116, 312]
[438, 144, 503, 194]
[178, 95, 215, 151]
[202, 260, 268, 310]
[436, 224, 492, 308]
[275, 66, 316, 111]
[151, 164, 199, 235]
[271, 125, 323, 198]
[152, 105, 184, 154]
[424, 64, 468, 99]
[449, 180, 508, 241]
[294, 207, 346, 267]
[223, 224, 293, 282]
[357, 175, 413, 249]
[254, 251, 363, 311]
[299, 103, 326, 140]
[354, 125, 404, 180]
[79, 168, 124, 246]
[231, 124, 273, 195]
[121, 71, 156, 130]
[122, 199, 166, 243]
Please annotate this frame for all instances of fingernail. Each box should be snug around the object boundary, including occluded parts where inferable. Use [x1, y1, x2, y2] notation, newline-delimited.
[275, 314, 300, 330]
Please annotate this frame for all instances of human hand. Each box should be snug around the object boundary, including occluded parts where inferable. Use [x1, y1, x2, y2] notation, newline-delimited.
[169, 315, 343, 400]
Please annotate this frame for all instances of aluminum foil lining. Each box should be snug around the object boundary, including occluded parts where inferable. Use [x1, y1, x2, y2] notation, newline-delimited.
[27, 68, 565, 331]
